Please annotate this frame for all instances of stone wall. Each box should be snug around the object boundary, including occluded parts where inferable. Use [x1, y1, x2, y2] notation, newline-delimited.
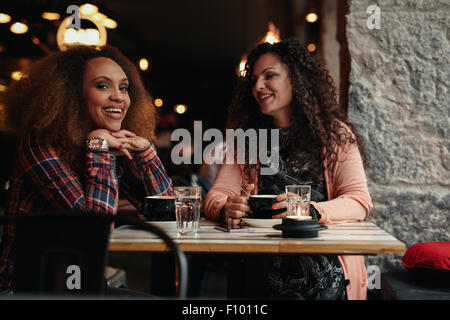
[346, 0, 449, 271]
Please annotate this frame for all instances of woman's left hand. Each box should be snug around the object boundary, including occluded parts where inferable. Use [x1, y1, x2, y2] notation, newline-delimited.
[271, 193, 288, 219]
[110, 130, 150, 153]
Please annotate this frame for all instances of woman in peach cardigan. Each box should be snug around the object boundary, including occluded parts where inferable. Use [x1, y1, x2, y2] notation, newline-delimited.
[203, 39, 373, 300]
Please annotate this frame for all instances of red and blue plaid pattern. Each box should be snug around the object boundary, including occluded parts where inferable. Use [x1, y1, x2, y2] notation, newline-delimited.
[0, 132, 173, 290]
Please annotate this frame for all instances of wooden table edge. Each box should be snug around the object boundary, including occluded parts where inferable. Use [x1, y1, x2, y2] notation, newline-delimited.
[109, 241, 406, 255]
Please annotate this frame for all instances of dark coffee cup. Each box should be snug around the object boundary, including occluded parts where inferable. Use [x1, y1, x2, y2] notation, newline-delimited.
[248, 195, 284, 219]
[143, 196, 175, 221]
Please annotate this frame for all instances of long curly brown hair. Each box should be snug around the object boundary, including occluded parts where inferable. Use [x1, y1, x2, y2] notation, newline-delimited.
[2, 45, 156, 178]
[227, 38, 367, 181]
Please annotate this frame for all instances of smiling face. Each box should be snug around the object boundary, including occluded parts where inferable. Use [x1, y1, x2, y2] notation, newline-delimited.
[83, 57, 130, 132]
[251, 53, 293, 127]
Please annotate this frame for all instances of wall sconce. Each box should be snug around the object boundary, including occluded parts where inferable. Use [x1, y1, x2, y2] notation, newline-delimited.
[262, 22, 280, 44]
[56, 12, 107, 50]
[237, 56, 247, 77]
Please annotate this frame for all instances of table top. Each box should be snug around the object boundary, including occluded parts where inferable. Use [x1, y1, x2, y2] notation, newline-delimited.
[109, 219, 406, 255]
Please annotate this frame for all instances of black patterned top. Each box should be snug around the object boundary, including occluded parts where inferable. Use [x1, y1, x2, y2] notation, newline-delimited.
[255, 127, 347, 299]
[257, 127, 327, 203]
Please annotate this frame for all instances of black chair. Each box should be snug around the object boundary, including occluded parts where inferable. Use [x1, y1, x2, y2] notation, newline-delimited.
[0, 211, 188, 298]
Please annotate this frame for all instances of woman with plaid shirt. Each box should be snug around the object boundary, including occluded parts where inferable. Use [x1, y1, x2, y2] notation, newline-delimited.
[0, 45, 173, 291]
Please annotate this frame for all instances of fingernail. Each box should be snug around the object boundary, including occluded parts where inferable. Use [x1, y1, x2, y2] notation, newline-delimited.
[276, 196, 281, 201]
[272, 216, 278, 219]
[272, 204, 277, 209]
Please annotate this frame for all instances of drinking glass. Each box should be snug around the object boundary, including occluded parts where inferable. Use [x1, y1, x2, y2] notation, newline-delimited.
[174, 186, 201, 235]
[285, 185, 311, 218]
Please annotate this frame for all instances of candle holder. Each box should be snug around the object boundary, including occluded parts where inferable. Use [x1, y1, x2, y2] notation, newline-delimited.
[273, 217, 327, 238]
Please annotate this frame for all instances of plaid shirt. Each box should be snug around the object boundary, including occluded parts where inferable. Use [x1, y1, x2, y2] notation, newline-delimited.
[0, 132, 173, 289]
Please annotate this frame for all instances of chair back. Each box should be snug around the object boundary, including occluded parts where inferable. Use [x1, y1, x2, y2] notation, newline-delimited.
[0, 211, 188, 298]
[3, 213, 112, 295]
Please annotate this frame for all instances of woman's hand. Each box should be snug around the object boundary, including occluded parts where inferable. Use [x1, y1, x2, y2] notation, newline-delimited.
[110, 130, 150, 152]
[271, 193, 288, 219]
[223, 183, 254, 226]
[87, 129, 140, 160]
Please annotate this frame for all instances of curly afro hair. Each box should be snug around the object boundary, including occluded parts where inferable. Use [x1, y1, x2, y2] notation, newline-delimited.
[2, 45, 157, 177]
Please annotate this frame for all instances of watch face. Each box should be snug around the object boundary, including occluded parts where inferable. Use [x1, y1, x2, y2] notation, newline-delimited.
[90, 138, 103, 148]
[87, 137, 106, 150]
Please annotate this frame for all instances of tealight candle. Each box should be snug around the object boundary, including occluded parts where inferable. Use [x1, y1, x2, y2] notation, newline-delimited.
[285, 215, 312, 221]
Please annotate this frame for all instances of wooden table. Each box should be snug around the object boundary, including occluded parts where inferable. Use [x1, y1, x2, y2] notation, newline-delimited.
[109, 220, 406, 255]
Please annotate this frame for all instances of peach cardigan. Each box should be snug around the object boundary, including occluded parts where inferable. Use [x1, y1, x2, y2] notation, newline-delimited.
[202, 132, 373, 300]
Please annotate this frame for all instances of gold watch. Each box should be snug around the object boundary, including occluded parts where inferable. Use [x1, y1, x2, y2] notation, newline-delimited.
[86, 136, 108, 151]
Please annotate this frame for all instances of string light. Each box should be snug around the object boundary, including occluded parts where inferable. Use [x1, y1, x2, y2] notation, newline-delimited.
[174, 104, 187, 114]
[154, 99, 163, 107]
[139, 58, 149, 71]
[31, 36, 40, 45]
[11, 71, 25, 81]
[307, 43, 316, 52]
[0, 13, 11, 23]
[41, 12, 60, 21]
[306, 12, 318, 23]
[10, 22, 28, 34]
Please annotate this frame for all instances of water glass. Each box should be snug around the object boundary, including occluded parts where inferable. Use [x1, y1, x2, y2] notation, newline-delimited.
[174, 186, 201, 235]
[285, 185, 311, 218]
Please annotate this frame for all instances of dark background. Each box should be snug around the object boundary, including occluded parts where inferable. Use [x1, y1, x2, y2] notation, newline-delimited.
[0, 0, 321, 132]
